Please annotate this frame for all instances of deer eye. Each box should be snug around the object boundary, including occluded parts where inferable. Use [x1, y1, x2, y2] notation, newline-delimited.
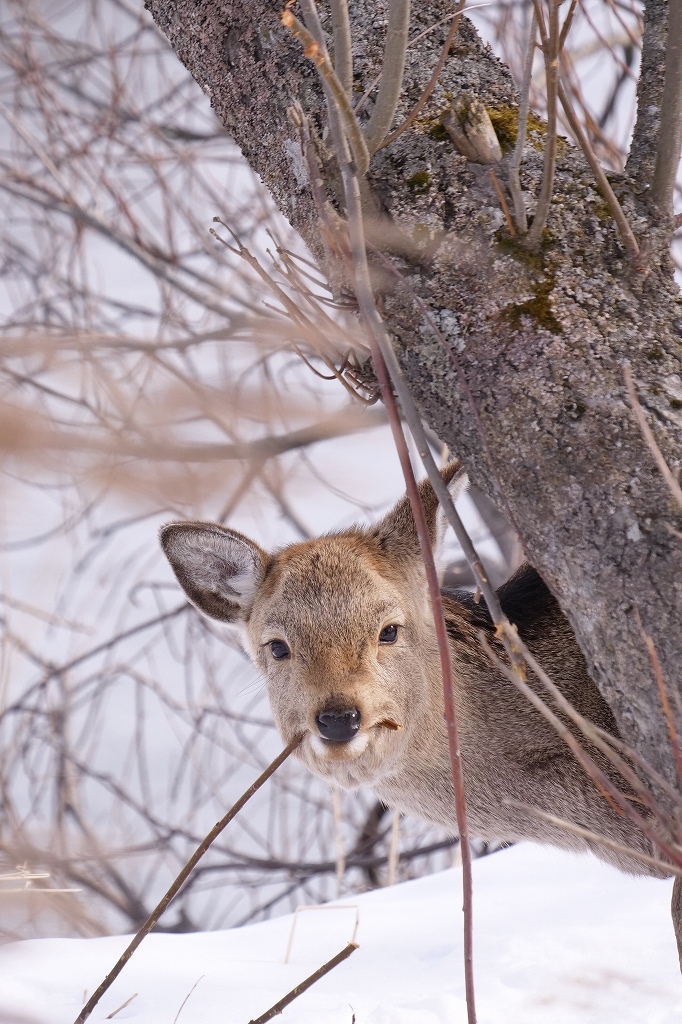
[379, 624, 398, 644]
[269, 640, 290, 660]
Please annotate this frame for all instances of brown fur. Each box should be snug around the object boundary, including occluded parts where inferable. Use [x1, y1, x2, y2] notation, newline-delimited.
[160, 468, 679, 958]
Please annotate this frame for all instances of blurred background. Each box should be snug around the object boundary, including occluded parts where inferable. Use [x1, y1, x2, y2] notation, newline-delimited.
[0, 0, 678, 940]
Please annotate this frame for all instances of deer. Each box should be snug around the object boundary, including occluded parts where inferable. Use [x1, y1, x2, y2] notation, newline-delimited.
[159, 463, 681, 966]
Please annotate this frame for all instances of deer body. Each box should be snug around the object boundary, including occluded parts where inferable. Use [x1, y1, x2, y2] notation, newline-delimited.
[365, 575, 661, 876]
[160, 465, 678, 956]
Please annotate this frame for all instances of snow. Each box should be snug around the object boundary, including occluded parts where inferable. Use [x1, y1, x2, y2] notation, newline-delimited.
[1, 843, 679, 1024]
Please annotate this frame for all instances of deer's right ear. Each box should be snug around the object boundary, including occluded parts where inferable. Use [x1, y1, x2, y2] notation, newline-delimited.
[159, 522, 267, 623]
[372, 462, 468, 561]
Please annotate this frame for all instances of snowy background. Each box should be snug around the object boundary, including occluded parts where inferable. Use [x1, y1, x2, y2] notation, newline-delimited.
[2, 846, 680, 1023]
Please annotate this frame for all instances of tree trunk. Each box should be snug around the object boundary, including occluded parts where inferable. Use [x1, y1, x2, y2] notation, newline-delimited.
[145, 0, 682, 795]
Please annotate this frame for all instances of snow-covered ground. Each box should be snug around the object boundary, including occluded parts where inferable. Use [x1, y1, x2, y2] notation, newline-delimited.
[2, 843, 679, 1024]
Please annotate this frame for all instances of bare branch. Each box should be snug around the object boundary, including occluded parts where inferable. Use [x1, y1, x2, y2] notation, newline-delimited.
[378, 2, 466, 152]
[283, 2, 370, 175]
[508, 10, 536, 233]
[73, 736, 302, 1024]
[330, 0, 353, 97]
[504, 800, 677, 875]
[248, 942, 358, 1024]
[557, 80, 640, 261]
[291, 30, 479, 1020]
[363, 0, 412, 155]
[651, 0, 682, 215]
[528, 0, 560, 248]
[624, 362, 682, 508]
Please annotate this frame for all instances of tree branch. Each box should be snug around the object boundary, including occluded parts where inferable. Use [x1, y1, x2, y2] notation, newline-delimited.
[330, 0, 353, 96]
[557, 80, 640, 260]
[528, 0, 559, 248]
[363, 0, 412, 155]
[509, 10, 536, 233]
[73, 736, 302, 1024]
[651, 0, 682, 215]
[248, 943, 358, 1024]
[627, 0, 671, 193]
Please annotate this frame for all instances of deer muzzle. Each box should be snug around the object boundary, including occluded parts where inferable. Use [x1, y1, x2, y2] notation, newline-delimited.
[315, 706, 361, 744]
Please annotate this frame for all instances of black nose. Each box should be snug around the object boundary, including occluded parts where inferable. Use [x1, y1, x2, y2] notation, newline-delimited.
[315, 707, 361, 743]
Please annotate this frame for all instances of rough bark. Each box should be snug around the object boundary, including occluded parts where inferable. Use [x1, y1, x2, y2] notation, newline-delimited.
[145, 0, 682, 796]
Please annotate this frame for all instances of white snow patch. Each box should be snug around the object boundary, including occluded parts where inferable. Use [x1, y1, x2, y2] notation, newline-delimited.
[0, 844, 679, 1024]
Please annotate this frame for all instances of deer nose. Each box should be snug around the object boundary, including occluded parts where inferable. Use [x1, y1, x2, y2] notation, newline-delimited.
[315, 707, 361, 743]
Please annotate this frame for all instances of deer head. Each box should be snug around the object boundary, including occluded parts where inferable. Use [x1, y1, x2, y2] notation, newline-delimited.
[160, 465, 467, 790]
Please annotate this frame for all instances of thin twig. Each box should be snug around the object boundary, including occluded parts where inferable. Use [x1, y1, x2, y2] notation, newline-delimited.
[247, 942, 359, 1024]
[635, 611, 682, 794]
[528, 0, 559, 248]
[105, 993, 137, 1020]
[557, 80, 640, 261]
[172, 978, 203, 1024]
[651, 0, 682, 216]
[493, 634, 681, 837]
[354, 7, 487, 116]
[623, 362, 682, 508]
[282, 4, 370, 175]
[504, 800, 678, 875]
[72, 736, 303, 1024]
[508, 10, 536, 233]
[558, 0, 579, 51]
[387, 809, 400, 885]
[304, 48, 478, 1021]
[367, 246, 530, 567]
[480, 634, 682, 868]
[371, 344, 478, 1024]
[363, 0, 412, 154]
[378, 2, 466, 151]
[330, 0, 353, 97]
[489, 167, 516, 235]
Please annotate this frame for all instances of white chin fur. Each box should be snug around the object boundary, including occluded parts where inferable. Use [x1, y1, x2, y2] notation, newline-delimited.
[308, 731, 370, 759]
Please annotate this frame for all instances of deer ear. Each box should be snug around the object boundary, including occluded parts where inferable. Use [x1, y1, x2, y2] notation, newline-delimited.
[372, 462, 468, 560]
[160, 522, 268, 623]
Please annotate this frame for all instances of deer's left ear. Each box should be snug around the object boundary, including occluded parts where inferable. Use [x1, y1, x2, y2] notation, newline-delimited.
[372, 462, 468, 561]
[160, 522, 268, 623]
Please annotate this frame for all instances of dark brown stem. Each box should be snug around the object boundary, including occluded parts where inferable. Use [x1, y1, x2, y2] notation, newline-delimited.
[291, 28, 478, 1018]
[371, 345, 477, 1024]
[247, 942, 359, 1024]
[73, 736, 303, 1024]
